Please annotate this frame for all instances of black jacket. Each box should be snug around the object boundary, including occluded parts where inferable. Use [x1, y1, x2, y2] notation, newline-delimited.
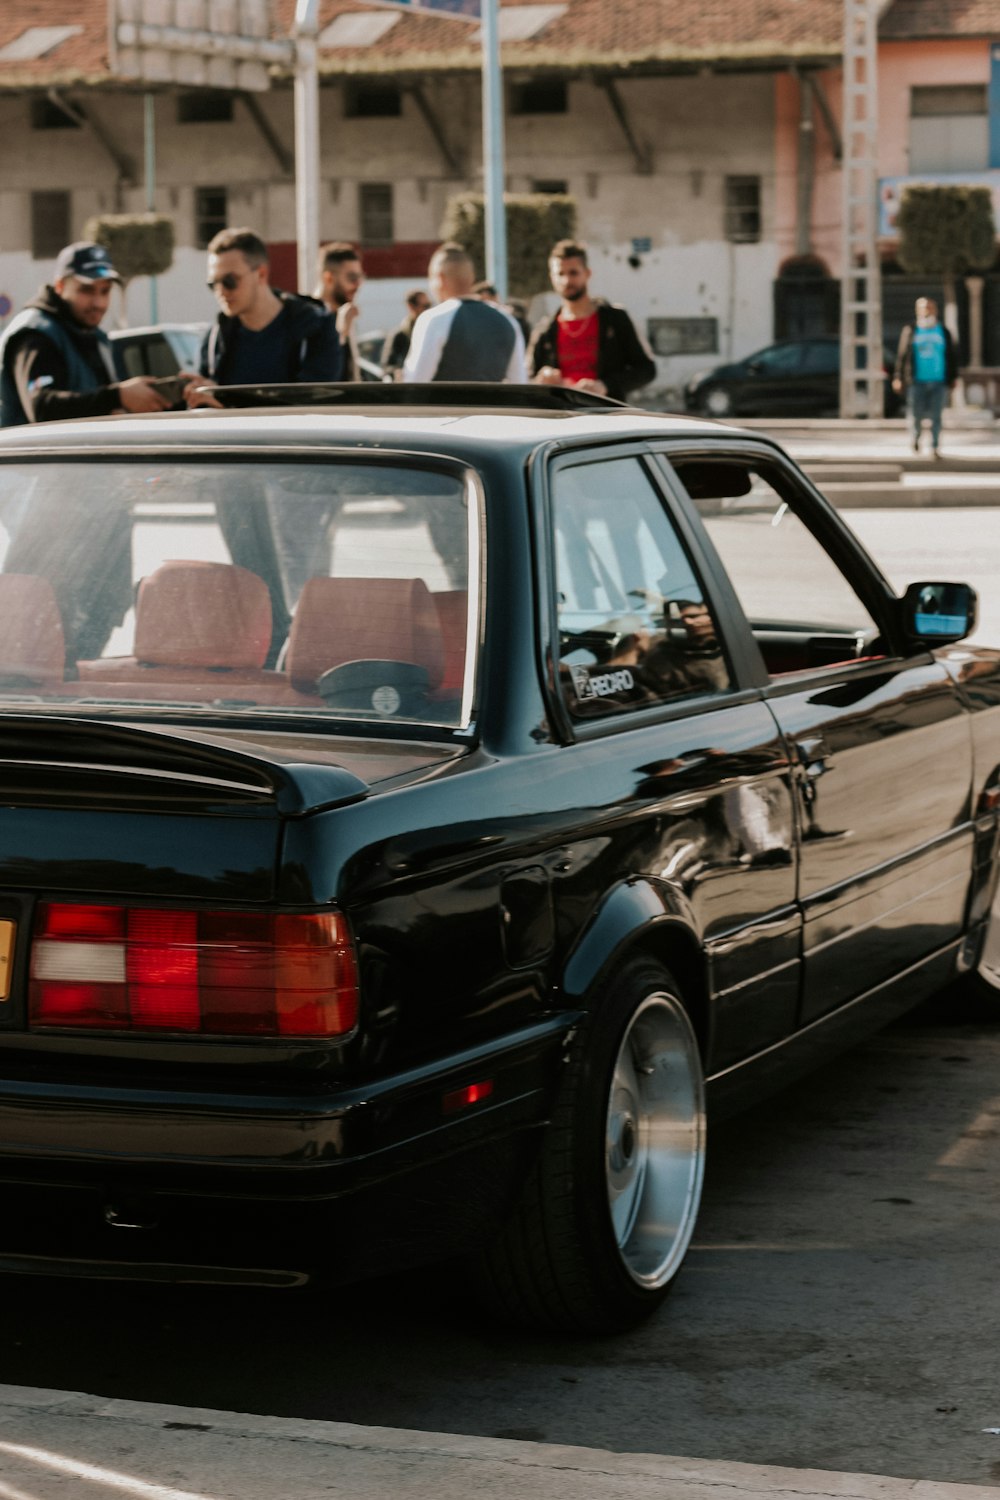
[0, 285, 122, 425]
[527, 299, 657, 402]
[381, 317, 417, 376]
[200, 290, 342, 384]
[894, 322, 959, 387]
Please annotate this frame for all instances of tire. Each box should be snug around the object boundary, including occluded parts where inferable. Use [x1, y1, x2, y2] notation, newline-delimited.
[958, 894, 1000, 1017]
[700, 386, 733, 418]
[477, 958, 706, 1333]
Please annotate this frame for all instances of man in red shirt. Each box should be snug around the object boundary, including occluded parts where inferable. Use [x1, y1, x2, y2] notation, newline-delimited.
[528, 239, 656, 403]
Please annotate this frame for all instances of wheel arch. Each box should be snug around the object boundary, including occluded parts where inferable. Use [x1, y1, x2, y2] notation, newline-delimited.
[559, 878, 710, 1059]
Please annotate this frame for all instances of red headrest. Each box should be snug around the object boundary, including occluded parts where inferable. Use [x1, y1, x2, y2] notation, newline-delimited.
[0, 573, 65, 681]
[286, 577, 445, 692]
[134, 561, 272, 669]
[0, 570, 64, 684]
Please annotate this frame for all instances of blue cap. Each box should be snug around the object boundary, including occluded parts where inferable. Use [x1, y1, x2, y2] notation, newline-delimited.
[53, 242, 121, 284]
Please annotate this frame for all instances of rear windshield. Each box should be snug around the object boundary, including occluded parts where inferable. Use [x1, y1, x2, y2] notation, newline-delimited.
[0, 459, 477, 729]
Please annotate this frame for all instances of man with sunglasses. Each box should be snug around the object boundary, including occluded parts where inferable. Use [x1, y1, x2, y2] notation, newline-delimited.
[192, 227, 342, 403]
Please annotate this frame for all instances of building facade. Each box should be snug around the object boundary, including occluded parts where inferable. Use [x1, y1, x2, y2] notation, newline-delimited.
[1, 0, 998, 393]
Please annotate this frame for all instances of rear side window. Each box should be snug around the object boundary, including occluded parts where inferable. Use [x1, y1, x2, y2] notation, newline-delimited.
[551, 456, 731, 719]
[799, 342, 839, 376]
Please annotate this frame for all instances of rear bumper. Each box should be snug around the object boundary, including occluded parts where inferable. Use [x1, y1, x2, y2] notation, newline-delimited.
[0, 1014, 577, 1282]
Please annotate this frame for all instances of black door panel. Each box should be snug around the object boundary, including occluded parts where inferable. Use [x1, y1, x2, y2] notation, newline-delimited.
[766, 658, 973, 1022]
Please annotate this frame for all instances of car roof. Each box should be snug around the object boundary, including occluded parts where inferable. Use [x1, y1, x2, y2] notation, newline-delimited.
[0, 391, 746, 462]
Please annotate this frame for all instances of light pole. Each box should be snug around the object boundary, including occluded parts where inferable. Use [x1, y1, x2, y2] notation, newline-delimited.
[293, 0, 321, 297]
[480, 0, 508, 301]
[143, 93, 158, 324]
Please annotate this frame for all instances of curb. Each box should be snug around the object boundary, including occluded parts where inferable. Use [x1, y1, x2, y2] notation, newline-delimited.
[815, 483, 1000, 509]
[0, 1385, 996, 1500]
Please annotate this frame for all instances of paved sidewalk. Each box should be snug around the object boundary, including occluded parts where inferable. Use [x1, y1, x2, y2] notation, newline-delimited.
[711, 417, 1000, 507]
[732, 415, 1000, 457]
[0, 1385, 997, 1500]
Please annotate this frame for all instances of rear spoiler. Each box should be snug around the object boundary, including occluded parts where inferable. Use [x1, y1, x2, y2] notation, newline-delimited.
[0, 716, 368, 817]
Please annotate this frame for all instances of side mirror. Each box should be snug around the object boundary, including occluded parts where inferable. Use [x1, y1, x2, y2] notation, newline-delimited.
[900, 581, 977, 645]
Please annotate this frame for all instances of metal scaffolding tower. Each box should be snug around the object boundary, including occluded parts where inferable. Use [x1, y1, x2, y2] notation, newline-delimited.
[839, 0, 884, 418]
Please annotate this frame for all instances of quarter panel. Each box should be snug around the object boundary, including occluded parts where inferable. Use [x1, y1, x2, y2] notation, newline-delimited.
[292, 699, 801, 1076]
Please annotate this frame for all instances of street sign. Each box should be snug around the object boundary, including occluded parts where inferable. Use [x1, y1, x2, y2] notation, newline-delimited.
[109, 0, 293, 91]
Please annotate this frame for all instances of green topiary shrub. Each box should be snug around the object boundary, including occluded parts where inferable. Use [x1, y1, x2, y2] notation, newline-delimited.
[82, 213, 175, 288]
[441, 192, 577, 299]
[896, 184, 996, 335]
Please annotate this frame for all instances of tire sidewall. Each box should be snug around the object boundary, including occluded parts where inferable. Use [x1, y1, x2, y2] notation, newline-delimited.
[563, 956, 704, 1322]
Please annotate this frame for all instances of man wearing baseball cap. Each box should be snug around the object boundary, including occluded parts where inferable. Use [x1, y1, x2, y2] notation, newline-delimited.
[0, 241, 175, 426]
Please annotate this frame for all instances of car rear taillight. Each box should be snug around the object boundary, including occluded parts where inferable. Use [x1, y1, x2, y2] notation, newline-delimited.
[29, 902, 359, 1037]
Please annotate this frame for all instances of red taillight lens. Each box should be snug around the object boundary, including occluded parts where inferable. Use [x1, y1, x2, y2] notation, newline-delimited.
[442, 1079, 494, 1114]
[30, 903, 359, 1038]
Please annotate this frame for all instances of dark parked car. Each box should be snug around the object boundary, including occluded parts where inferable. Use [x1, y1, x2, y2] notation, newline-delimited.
[684, 336, 901, 417]
[0, 383, 993, 1332]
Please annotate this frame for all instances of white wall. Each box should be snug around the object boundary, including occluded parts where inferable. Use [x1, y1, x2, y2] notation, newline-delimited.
[0, 71, 780, 397]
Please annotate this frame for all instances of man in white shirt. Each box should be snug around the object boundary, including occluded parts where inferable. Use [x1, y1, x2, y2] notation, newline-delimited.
[402, 243, 527, 383]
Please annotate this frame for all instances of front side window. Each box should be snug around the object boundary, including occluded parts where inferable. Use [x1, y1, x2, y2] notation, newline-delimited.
[551, 456, 731, 719]
[671, 457, 884, 678]
[0, 460, 477, 730]
[750, 343, 803, 375]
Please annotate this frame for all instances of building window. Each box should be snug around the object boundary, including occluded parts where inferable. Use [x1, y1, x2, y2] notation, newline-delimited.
[195, 186, 228, 249]
[30, 97, 80, 129]
[359, 182, 394, 245]
[647, 317, 718, 358]
[724, 176, 761, 243]
[345, 84, 402, 118]
[532, 179, 568, 195]
[177, 92, 235, 124]
[511, 79, 567, 114]
[910, 84, 988, 173]
[31, 190, 71, 260]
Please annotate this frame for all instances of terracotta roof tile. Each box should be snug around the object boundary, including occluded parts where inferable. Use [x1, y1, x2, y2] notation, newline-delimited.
[880, 0, 1000, 35]
[0, 0, 993, 89]
[283, 0, 846, 72]
[0, 1, 110, 85]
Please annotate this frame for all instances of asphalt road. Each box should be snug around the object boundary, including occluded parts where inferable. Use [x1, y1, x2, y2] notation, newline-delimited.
[0, 504, 999, 1489]
[846, 506, 1000, 647]
[0, 993, 997, 1488]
